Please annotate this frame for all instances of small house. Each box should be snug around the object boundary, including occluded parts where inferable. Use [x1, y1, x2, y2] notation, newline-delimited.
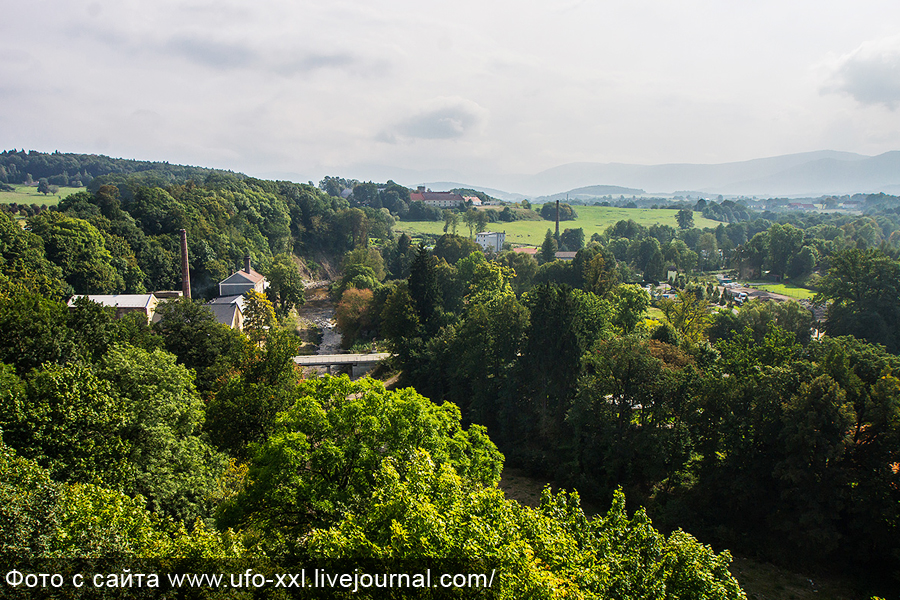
[206, 302, 244, 331]
[68, 294, 160, 322]
[219, 256, 267, 297]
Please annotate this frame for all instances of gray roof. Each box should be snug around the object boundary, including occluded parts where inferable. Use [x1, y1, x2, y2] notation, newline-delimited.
[68, 294, 155, 309]
[206, 303, 241, 327]
[208, 294, 245, 309]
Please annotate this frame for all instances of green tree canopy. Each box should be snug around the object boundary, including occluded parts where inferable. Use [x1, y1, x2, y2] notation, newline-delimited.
[153, 298, 247, 395]
[28, 211, 121, 293]
[0, 362, 129, 486]
[96, 344, 228, 522]
[540, 229, 558, 264]
[0, 211, 68, 299]
[676, 209, 694, 230]
[0, 293, 76, 375]
[815, 248, 900, 352]
[218, 376, 503, 555]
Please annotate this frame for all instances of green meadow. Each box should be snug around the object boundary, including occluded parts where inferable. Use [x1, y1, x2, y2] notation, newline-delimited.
[747, 281, 817, 300]
[395, 206, 722, 246]
[0, 184, 82, 207]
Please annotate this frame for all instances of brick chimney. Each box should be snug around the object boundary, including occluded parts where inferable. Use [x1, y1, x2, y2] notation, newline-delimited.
[180, 229, 191, 298]
[244, 255, 251, 273]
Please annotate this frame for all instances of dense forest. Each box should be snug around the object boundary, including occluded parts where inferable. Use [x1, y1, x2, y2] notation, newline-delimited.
[0, 149, 238, 188]
[0, 163, 744, 597]
[2, 151, 900, 597]
[326, 185, 900, 595]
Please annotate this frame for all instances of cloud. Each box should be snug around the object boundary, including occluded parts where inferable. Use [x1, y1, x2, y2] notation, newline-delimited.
[165, 35, 257, 69]
[825, 35, 900, 109]
[383, 97, 488, 142]
[274, 52, 390, 78]
[278, 53, 356, 73]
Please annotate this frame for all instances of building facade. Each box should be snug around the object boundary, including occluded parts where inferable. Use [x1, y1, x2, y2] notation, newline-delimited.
[475, 231, 506, 253]
[219, 256, 267, 297]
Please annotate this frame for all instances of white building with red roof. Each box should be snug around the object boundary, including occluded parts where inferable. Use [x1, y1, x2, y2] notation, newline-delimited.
[410, 186, 465, 208]
[219, 256, 267, 297]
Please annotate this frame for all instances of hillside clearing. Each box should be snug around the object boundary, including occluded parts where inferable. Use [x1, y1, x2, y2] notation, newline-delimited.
[0, 184, 82, 206]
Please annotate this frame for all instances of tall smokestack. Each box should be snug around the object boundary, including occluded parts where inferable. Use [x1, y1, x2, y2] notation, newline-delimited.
[555, 199, 560, 239]
[244, 255, 251, 273]
[180, 229, 191, 298]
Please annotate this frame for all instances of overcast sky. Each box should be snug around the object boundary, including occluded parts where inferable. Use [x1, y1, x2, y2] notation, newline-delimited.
[4, 0, 900, 187]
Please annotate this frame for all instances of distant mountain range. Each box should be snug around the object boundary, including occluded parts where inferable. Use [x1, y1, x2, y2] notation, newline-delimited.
[13, 147, 897, 202]
[413, 150, 900, 200]
[534, 185, 646, 203]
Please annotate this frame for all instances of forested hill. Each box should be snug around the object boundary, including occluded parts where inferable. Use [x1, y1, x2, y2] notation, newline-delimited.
[0, 149, 240, 189]
[0, 173, 393, 299]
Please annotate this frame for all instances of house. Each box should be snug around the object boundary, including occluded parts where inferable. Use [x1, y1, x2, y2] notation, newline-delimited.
[68, 294, 160, 322]
[206, 301, 244, 331]
[476, 231, 505, 253]
[554, 251, 577, 261]
[219, 256, 267, 296]
[409, 186, 465, 209]
[207, 294, 246, 330]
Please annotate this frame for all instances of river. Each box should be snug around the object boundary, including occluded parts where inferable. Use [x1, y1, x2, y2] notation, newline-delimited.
[296, 283, 342, 372]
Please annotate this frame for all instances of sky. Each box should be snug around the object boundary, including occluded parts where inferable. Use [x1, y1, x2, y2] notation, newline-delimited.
[4, 0, 900, 189]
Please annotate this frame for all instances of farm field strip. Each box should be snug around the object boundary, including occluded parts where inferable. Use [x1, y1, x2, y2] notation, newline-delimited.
[0, 184, 82, 206]
[395, 206, 722, 246]
[746, 282, 816, 300]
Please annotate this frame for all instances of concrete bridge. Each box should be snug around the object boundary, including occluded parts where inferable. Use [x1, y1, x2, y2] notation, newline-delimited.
[293, 352, 393, 378]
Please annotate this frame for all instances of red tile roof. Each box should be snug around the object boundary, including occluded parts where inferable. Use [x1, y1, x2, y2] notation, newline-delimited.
[220, 269, 265, 285]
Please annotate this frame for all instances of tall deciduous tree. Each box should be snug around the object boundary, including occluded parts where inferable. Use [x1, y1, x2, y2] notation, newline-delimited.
[442, 209, 459, 235]
[243, 289, 277, 344]
[0, 212, 68, 299]
[96, 344, 227, 521]
[205, 330, 300, 459]
[153, 298, 246, 395]
[610, 284, 651, 334]
[767, 223, 804, 279]
[0, 293, 76, 375]
[217, 377, 503, 550]
[265, 253, 305, 316]
[1, 362, 130, 487]
[334, 288, 374, 348]
[27, 211, 121, 293]
[584, 250, 618, 297]
[815, 248, 900, 352]
[676, 209, 694, 230]
[658, 289, 711, 344]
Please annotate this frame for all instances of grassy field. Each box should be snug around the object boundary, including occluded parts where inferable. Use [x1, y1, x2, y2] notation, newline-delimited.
[0, 184, 82, 207]
[646, 306, 666, 321]
[395, 206, 722, 247]
[747, 281, 817, 300]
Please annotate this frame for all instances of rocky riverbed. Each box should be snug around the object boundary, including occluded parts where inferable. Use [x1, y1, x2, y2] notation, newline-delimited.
[295, 283, 342, 372]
